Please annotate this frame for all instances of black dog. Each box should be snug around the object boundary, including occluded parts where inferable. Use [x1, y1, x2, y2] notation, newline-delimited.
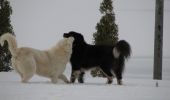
[63, 31, 131, 85]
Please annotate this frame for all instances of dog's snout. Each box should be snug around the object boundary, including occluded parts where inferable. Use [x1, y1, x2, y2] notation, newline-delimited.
[63, 33, 68, 38]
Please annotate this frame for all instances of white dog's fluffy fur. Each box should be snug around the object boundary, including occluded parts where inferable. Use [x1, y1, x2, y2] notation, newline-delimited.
[0, 33, 74, 83]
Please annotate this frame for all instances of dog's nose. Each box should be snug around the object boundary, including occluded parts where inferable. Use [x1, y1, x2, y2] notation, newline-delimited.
[63, 33, 68, 37]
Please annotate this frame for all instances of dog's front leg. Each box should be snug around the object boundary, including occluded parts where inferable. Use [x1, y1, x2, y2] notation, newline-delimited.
[78, 69, 85, 83]
[70, 70, 80, 83]
[70, 71, 76, 83]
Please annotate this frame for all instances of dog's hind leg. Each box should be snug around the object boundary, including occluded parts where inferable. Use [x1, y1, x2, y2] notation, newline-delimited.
[114, 69, 123, 85]
[21, 72, 34, 83]
[100, 66, 114, 84]
[59, 74, 69, 83]
[21, 68, 35, 83]
[21, 65, 35, 83]
[20, 57, 36, 83]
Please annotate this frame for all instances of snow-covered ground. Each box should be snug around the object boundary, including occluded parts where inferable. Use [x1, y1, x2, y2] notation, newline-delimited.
[0, 58, 170, 100]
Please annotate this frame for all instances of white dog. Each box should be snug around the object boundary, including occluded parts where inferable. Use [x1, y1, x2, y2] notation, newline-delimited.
[0, 33, 74, 83]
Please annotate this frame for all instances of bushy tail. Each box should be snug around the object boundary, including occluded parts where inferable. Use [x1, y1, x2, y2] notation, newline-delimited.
[0, 33, 17, 56]
[113, 40, 131, 59]
[113, 40, 131, 74]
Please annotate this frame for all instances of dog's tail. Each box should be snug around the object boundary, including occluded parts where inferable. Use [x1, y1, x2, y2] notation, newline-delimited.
[113, 40, 131, 74]
[113, 40, 131, 59]
[0, 33, 17, 56]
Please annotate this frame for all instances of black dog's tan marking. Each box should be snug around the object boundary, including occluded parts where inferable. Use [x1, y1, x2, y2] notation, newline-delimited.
[63, 31, 131, 85]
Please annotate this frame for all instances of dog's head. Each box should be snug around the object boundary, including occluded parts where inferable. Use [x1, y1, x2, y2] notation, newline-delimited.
[65, 37, 74, 45]
[57, 37, 74, 53]
[63, 31, 85, 45]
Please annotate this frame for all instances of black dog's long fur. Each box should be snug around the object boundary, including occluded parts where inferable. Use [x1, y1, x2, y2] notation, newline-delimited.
[63, 31, 131, 84]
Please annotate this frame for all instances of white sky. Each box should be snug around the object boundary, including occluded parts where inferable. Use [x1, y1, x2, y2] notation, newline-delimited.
[9, 0, 170, 57]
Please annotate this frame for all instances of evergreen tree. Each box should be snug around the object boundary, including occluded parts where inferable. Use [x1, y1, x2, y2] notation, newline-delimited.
[93, 0, 118, 46]
[91, 0, 118, 77]
[0, 0, 14, 72]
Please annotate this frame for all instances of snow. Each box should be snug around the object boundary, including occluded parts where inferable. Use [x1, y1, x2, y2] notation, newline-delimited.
[0, 58, 170, 100]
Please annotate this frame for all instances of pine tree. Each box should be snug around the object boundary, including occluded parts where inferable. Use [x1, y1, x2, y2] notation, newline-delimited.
[91, 0, 118, 77]
[0, 0, 14, 72]
[93, 0, 118, 46]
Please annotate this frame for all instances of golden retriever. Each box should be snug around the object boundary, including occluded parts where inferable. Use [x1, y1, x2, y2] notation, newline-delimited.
[0, 33, 74, 84]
